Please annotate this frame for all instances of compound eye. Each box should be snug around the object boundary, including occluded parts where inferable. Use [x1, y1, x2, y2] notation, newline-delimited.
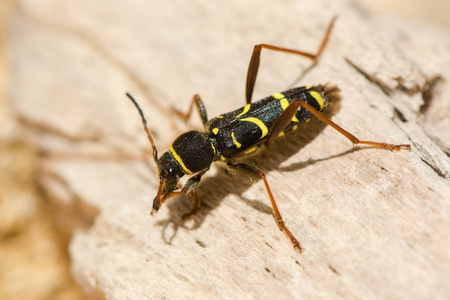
[161, 168, 174, 180]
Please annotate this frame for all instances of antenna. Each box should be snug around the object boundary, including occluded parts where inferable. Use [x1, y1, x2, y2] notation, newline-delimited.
[126, 93, 159, 164]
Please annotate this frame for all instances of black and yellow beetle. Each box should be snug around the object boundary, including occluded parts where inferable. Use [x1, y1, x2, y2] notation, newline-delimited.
[127, 18, 410, 252]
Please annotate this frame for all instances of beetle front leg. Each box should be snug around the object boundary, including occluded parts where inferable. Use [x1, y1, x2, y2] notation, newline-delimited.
[181, 170, 207, 219]
[171, 94, 209, 128]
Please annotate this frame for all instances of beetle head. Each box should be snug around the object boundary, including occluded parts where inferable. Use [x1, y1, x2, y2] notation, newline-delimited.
[152, 151, 185, 213]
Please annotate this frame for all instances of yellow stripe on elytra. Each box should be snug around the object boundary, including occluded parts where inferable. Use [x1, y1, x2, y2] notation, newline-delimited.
[212, 128, 219, 135]
[309, 91, 324, 110]
[239, 117, 268, 139]
[236, 103, 251, 118]
[279, 98, 289, 109]
[231, 132, 241, 148]
[272, 92, 285, 99]
[169, 145, 193, 174]
[279, 98, 299, 122]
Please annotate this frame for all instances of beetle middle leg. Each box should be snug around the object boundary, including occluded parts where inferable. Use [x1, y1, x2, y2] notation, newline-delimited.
[227, 162, 303, 252]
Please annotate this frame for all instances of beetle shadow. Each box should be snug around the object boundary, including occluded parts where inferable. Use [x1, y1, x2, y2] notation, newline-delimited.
[155, 95, 356, 244]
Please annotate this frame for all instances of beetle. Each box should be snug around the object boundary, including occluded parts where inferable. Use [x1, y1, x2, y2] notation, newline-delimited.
[127, 17, 410, 252]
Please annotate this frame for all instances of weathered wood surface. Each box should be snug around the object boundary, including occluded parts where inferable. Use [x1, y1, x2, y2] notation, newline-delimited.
[10, 1, 450, 299]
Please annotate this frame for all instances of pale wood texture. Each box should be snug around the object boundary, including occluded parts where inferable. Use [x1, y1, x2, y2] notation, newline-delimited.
[9, 0, 450, 299]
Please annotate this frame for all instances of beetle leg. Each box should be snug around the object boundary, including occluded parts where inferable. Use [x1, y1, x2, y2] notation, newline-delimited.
[155, 171, 207, 218]
[268, 98, 411, 151]
[245, 17, 337, 104]
[227, 162, 303, 252]
[171, 94, 209, 127]
[180, 170, 207, 219]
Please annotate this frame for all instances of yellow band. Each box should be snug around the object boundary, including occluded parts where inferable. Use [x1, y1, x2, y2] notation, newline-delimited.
[239, 117, 268, 139]
[169, 146, 193, 174]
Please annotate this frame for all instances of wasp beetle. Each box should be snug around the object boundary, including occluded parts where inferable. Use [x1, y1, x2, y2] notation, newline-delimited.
[127, 17, 410, 252]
